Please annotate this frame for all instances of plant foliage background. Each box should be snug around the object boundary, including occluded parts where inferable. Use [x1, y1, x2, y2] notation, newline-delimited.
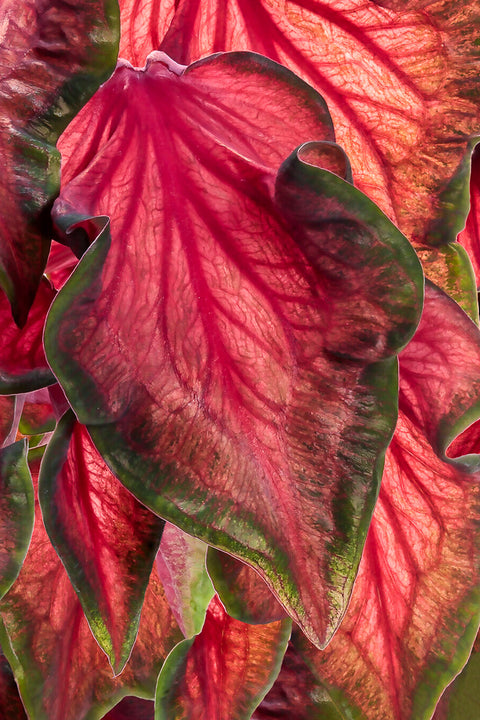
[1, 0, 480, 718]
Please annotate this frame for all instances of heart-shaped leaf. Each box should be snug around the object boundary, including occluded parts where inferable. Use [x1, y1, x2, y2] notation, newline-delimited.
[119, 0, 480, 248]
[0, 441, 34, 600]
[296, 282, 480, 720]
[0, 0, 119, 326]
[0, 452, 182, 720]
[155, 594, 291, 720]
[39, 410, 165, 674]
[45, 52, 422, 648]
[156, 523, 214, 638]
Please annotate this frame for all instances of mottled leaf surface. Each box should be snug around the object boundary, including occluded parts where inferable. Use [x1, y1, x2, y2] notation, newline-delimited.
[119, 0, 480, 246]
[0, 281, 56, 393]
[297, 283, 480, 720]
[0, 441, 33, 600]
[156, 594, 291, 720]
[0, 0, 119, 325]
[39, 411, 165, 674]
[0, 649, 28, 720]
[156, 523, 214, 638]
[458, 144, 480, 290]
[46, 52, 422, 648]
[207, 548, 286, 625]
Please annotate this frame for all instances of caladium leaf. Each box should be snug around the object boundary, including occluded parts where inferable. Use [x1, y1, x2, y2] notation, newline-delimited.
[0, 649, 28, 720]
[0, 0, 119, 326]
[296, 282, 480, 720]
[252, 641, 342, 720]
[0, 440, 34, 600]
[206, 549, 287, 625]
[458, 144, 480, 290]
[0, 453, 183, 720]
[119, 0, 480, 247]
[155, 594, 291, 720]
[45, 52, 423, 648]
[0, 282, 56, 394]
[156, 523, 214, 638]
[39, 410, 165, 674]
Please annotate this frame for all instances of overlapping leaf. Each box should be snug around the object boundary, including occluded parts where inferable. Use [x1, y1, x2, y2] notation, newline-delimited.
[0, 453, 183, 720]
[155, 594, 291, 720]
[0, 0, 119, 326]
[0, 441, 34, 600]
[295, 283, 480, 720]
[156, 523, 214, 638]
[39, 411, 165, 673]
[46, 52, 422, 648]
[119, 0, 480, 249]
[458, 144, 480, 290]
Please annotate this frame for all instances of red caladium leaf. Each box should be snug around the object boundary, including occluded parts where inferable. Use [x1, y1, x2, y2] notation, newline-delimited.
[156, 523, 214, 638]
[0, 282, 56, 394]
[39, 410, 165, 674]
[119, 0, 480, 249]
[0, 440, 34, 600]
[0, 649, 28, 720]
[45, 241, 79, 291]
[0, 452, 183, 720]
[45, 52, 423, 648]
[458, 144, 480, 290]
[207, 548, 287, 625]
[0, 0, 119, 327]
[294, 282, 480, 720]
[155, 594, 291, 720]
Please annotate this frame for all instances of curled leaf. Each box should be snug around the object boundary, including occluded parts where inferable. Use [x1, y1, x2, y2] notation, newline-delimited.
[46, 52, 422, 648]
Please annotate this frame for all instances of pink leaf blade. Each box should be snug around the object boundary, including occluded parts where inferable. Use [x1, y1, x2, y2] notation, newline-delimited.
[45, 52, 423, 649]
[0, 0, 119, 325]
[39, 410, 165, 674]
[296, 283, 480, 720]
[119, 0, 480, 248]
[155, 595, 292, 720]
[0, 452, 183, 720]
[0, 440, 34, 600]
